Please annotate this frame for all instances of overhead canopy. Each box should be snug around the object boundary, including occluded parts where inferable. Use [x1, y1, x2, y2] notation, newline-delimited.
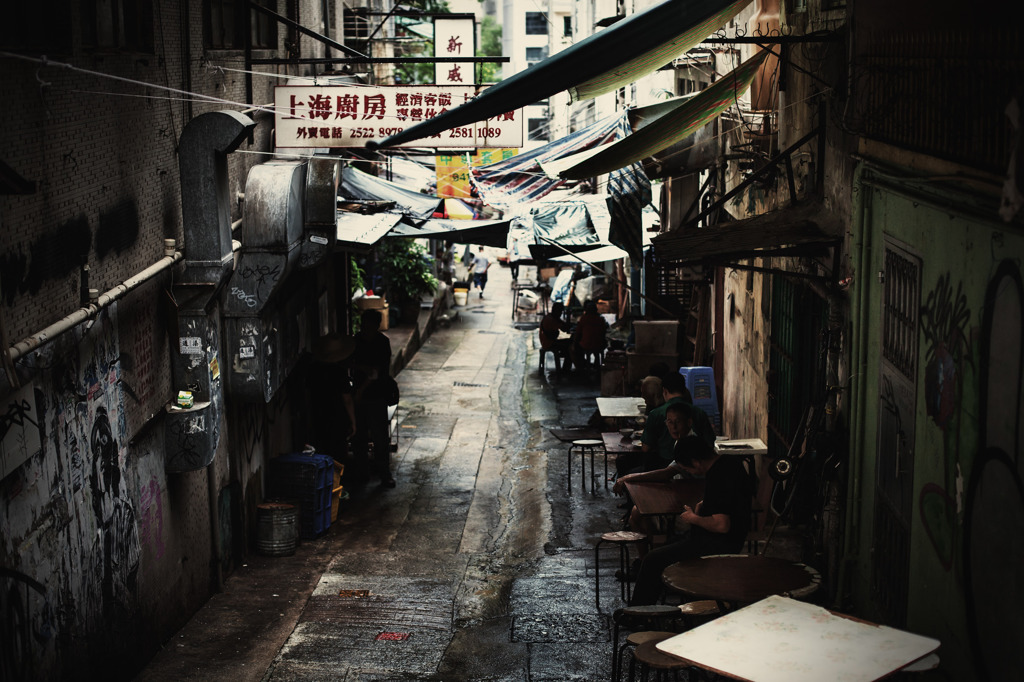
[370, 0, 750, 149]
[336, 211, 404, 251]
[651, 200, 842, 264]
[526, 202, 604, 260]
[471, 114, 623, 204]
[339, 166, 440, 221]
[389, 217, 511, 248]
[547, 51, 769, 180]
[551, 243, 630, 263]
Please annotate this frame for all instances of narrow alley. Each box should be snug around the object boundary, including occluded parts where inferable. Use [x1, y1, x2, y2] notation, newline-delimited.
[136, 262, 628, 681]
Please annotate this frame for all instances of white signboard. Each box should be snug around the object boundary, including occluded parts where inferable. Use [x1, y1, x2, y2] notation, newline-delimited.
[275, 85, 523, 148]
[434, 16, 475, 86]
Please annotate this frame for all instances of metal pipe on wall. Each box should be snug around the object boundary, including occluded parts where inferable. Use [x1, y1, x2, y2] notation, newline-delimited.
[7, 240, 183, 362]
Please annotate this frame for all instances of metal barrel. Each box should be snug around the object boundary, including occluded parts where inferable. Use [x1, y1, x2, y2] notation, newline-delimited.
[256, 502, 298, 556]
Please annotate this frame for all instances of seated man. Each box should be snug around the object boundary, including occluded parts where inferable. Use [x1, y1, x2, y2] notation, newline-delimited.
[571, 299, 607, 367]
[615, 408, 754, 605]
[539, 301, 572, 370]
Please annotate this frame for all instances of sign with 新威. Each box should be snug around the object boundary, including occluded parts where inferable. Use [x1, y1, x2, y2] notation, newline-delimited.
[275, 85, 522, 149]
[434, 16, 475, 86]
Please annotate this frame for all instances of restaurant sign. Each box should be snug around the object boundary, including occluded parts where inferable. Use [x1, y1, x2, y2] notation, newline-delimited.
[275, 85, 522, 149]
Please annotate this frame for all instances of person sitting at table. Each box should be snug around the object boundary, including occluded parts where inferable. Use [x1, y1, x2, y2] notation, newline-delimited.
[570, 299, 608, 368]
[618, 426, 754, 606]
[613, 402, 699, 561]
[539, 301, 572, 370]
[641, 372, 717, 470]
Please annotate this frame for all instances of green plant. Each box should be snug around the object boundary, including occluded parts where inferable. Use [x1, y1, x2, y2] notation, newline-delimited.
[377, 239, 438, 315]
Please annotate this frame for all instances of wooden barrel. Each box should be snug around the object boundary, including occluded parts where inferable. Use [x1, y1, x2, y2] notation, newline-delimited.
[256, 502, 298, 556]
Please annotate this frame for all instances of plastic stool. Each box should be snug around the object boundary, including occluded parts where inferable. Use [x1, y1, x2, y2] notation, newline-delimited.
[567, 439, 603, 494]
[628, 638, 690, 681]
[611, 605, 681, 682]
[594, 530, 647, 610]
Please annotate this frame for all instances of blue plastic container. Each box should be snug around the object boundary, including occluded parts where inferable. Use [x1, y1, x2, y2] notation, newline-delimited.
[269, 452, 333, 538]
[679, 366, 721, 434]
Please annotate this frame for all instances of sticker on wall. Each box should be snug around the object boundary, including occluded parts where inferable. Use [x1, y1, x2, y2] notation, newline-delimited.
[179, 336, 202, 355]
[209, 354, 220, 381]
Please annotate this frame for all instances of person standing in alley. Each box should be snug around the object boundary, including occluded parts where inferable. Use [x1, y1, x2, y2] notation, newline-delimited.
[470, 246, 492, 298]
[507, 236, 523, 283]
[308, 332, 358, 463]
[350, 309, 396, 488]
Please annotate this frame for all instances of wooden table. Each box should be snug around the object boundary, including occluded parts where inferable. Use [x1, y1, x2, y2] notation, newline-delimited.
[597, 397, 646, 419]
[601, 431, 642, 456]
[657, 595, 940, 682]
[661, 554, 820, 606]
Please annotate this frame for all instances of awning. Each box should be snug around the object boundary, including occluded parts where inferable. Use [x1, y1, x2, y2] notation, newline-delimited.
[548, 51, 769, 180]
[551, 244, 630, 263]
[388, 217, 511, 248]
[336, 211, 404, 251]
[339, 166, 440, 221]
[471, 114, 623, 204]
[435, 197, 479, 220]
[371, 0, 751, 149]
[651, 200, 842, 264]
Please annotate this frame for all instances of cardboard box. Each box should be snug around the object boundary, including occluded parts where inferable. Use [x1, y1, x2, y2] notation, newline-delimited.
[633, 321, 680, 355]
[539, 267, 557, 282]
[356, 295, 387, 310]
[596, 299, 613, 314]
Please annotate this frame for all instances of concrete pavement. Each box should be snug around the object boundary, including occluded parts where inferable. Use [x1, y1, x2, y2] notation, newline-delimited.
[136, 259, 629, 681]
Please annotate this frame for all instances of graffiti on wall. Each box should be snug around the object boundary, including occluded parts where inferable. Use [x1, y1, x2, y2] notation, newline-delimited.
[138, 476, 165, 560]
[0, 384, 42, 482]
[0, 568, 54, 682]
[918, 272, 974, 570]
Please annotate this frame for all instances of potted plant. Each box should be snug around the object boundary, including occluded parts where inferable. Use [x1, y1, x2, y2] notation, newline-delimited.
[376, 238, 438, 323]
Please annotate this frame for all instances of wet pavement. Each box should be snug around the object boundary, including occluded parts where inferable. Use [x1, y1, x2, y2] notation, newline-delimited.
[136, 262, 633, 681]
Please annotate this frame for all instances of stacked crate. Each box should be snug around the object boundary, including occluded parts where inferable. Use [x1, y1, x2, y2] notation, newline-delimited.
[269, 452, 333, 539]
[679, 366, 721, 434]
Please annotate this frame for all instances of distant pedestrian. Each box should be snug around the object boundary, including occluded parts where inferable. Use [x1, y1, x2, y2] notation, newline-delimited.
[508, 236, 523, 282]
[470, 246, 492, 298]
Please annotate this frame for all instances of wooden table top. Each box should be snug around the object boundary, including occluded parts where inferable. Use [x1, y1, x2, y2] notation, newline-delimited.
[661, 554, 821, 605]
[596, 397, 646, 418]
[602, 431, 643, 455]
[656, 595, 940, 682]
[624, 479, 705, 517]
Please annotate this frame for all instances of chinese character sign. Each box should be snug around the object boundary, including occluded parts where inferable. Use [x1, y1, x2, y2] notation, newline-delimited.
[436, 148, 519, 199]
[434, 16, 476, 86]
[275, 85, 523, 148]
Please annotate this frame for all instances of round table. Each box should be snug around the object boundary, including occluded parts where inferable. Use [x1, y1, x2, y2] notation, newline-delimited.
[661, 554, 821, 606]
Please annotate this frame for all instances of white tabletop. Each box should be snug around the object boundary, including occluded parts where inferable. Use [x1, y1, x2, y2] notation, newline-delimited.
[714, 437, 768, 456]
[657, 595, 940, 682]
[596, 397, 645, 418]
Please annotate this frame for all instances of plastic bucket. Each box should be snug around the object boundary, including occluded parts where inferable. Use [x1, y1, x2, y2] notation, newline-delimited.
[256, 502, 298, 556]
[453, 288, 468, 306]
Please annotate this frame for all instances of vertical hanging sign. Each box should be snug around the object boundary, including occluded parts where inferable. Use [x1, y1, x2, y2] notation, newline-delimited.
[434, 15, 476, 86]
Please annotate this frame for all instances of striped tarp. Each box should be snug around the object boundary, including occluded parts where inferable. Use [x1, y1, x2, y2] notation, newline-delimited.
[470, 114, 624, 204]
[606, 115, 652, 262]
[558, 51, 770, 179]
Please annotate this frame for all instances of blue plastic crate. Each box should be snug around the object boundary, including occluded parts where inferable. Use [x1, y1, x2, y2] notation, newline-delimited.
[679, 366, 721, 434]
[269, 452, 333, 538]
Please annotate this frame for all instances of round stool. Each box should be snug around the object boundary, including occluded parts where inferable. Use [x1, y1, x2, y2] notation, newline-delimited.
[594, 531, 647, 610]
[628, 638, 689, 681]
[616, 631, 675, 682]
[611, 605, 681, 682]
[567, 439, 603, 494]
[677, 599, 721, 628]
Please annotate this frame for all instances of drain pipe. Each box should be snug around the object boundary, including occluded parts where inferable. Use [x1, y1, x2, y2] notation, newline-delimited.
[8, 239, 183, 362]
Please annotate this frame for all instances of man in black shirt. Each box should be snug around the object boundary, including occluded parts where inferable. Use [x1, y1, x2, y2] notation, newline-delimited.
[624, 423, 753, 605]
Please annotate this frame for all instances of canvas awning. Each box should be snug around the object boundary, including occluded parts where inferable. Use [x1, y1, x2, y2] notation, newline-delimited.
[370, 0, 750, 149]
[339, 166, 440, 221]
[388, 217, 511, 248]
[550, 244, 630, 262]
[336, 211, 404, 251]
[545, 51, 769, 180]
[651, 200, 842, 265]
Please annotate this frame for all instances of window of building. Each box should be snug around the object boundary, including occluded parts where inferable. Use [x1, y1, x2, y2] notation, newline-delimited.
[525, 46, 548, 62]
[563, 16, 572, 37]
[1, 2, 73, 52]
[525, 12, 548, 35]
[80, 0, 154, 52]
[206, 0, 277, 50]
[528, 118, 549, 141]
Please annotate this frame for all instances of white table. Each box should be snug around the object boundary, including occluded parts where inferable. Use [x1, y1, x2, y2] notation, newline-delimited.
[596, 397, 646, 419]
[656, 595, 940, 682]
[714, 437, 768, 456]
